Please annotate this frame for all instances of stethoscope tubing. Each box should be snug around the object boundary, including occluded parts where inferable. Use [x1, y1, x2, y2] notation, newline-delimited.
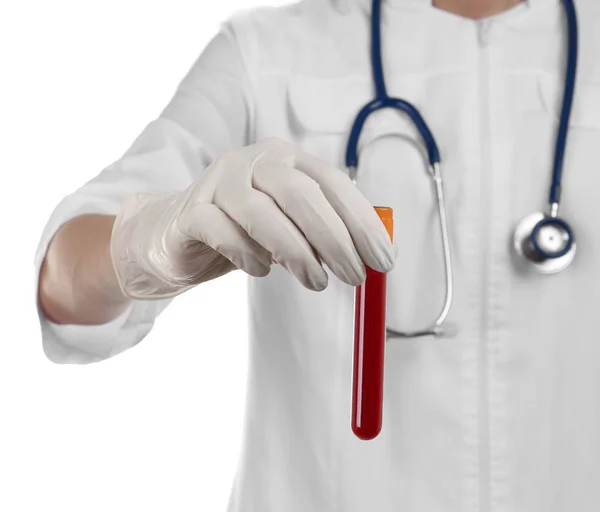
[345, 0, 579, 339]
[551, 0, 578, 211]
[345, 0, 441, 170]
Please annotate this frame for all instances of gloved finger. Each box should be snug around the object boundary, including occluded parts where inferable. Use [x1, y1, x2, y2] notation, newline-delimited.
[176, 202, 272, 278]
[292, 148, 395, 273]
[253, 163, 366, 286]
[214, 187, 330, 291]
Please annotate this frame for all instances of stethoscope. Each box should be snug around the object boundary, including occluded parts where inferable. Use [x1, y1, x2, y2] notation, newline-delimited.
[345, 0, 579, 339]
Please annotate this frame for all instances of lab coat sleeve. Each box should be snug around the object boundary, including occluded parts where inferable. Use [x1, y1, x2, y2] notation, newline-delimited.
[34, 21, 255, 364]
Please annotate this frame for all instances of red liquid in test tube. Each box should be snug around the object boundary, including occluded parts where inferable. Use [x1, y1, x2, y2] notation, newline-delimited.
[352, 206, 394, 441]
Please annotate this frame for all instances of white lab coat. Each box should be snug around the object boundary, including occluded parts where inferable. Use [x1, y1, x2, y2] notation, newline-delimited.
[34, 0, 600, 510]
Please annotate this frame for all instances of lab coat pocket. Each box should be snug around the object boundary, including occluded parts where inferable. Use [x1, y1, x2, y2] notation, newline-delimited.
[286, 75, 372, 166]
[288, 73, 446, 335]
[538, 73, 600, 130]
[287, 75, 372, 134]
[286, 74, 426, 170]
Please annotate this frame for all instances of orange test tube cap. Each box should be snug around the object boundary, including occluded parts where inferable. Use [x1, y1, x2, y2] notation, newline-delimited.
[374, 206, 394, 242]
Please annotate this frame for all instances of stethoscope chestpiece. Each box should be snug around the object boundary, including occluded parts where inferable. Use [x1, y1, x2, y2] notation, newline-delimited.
[530, 216, 574, 258]
[513, 212, 576, 274]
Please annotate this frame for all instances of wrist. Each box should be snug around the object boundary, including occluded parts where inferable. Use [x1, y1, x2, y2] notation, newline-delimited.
[110, 192, 193, 299]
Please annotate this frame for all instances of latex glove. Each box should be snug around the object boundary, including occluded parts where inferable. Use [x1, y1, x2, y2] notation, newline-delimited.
[110, 138, 395, 299]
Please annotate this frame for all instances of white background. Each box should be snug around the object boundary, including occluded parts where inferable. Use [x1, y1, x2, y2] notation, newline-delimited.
[1, 1, 292, 510]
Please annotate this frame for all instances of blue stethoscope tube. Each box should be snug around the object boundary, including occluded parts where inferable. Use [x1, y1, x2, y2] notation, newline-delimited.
[552, 0, 578, 207]
[345, 0, 441, 169]
[345, 0, 579, 338]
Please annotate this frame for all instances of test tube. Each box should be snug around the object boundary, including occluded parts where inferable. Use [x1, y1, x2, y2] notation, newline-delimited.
[352, 206, 394, 441]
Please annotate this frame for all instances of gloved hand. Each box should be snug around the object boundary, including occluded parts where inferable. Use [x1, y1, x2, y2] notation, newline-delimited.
[110, 138, 395, 299]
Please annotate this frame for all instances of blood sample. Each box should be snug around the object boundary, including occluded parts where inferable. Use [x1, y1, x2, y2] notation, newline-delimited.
[352, 206, 394, 441]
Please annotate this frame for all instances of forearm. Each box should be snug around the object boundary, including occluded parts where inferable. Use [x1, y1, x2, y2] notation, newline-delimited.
[39, 214, 131, 325]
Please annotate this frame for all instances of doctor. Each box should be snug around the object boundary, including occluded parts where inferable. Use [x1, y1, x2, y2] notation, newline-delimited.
[36, 0, 600, 510]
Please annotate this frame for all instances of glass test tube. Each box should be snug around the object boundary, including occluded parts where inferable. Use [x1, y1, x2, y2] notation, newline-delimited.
[352, 206, 394, 441]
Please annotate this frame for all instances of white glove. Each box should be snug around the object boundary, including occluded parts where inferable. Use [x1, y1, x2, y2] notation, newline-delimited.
[110, 138, 395, 299]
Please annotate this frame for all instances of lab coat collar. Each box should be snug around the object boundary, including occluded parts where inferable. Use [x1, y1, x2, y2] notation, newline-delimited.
[342, 0, 555, 13]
